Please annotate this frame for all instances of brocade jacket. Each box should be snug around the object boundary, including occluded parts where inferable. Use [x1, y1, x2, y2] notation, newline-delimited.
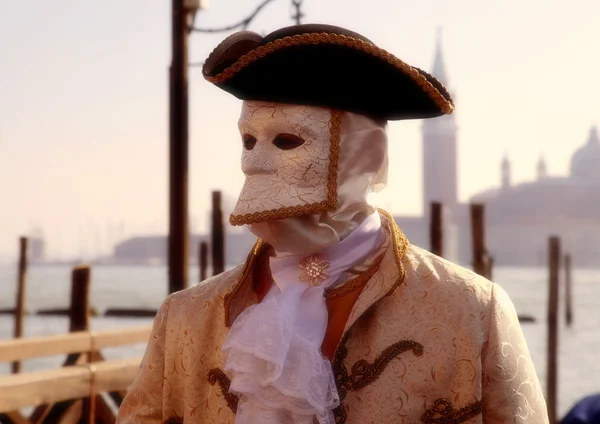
[117, 212, 548, 424]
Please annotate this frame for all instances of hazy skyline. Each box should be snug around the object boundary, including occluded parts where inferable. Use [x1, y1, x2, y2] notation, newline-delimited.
[2, 0, 600, 261]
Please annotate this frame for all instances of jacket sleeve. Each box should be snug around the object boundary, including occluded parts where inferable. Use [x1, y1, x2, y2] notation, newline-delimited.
[117, 296, 171, 424]
[482, 283, 549, 423]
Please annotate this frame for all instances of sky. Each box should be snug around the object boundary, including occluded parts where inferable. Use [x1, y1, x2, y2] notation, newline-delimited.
[1, 0, 599, 261]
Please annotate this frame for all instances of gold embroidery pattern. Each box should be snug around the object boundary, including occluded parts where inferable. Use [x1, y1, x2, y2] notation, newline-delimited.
[229, 109, 341, 226]
[331, 334, 424, 423]
[421, 398, 483, 424]
[164, 418, 183, 424]
[207, 368, 240, 414]
[299, 256, 330, 285]
[204, 33, 453, 115]
[223, 239, 263, 327]
[333, 406, 348, 424]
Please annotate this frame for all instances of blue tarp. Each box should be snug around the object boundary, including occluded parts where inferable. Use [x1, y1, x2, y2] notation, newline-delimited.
[562, 394, 600, 424]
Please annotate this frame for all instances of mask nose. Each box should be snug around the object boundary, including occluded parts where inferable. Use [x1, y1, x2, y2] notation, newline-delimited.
[241, 139, 278, 175]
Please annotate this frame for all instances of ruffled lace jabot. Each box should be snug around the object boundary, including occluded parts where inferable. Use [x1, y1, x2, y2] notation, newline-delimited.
[222, 212, 383, 423]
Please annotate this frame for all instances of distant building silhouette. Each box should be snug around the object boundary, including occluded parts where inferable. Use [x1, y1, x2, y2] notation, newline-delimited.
[29, 237, 46, 263]
[28, 227, 46, 263]
[395, 31, 600, 267]
[501, 154, 511, 190]
[112, 230, 256, 267]
[471, 126, 600, 266]
[537, 155, 547, 180]
[422, 27, 459, 216]
[395, 29, 460, 261]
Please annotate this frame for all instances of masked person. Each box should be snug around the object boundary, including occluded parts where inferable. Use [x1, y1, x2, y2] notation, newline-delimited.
[118, 24, 548, 424]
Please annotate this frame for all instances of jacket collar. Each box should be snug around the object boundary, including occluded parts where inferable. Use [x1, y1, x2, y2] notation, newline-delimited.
[223, 209, 409, 330]
[341, 210, 409, 333]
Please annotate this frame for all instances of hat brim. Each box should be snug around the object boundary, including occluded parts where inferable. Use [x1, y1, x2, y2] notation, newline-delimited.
[203, 24, 454, 121]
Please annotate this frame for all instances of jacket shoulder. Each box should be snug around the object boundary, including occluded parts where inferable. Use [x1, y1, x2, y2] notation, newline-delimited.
[165, 264, 246, 317]
[403, 245, 495, 309]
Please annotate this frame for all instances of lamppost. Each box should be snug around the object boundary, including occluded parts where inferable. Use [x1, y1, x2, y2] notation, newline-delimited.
[190, 0, 282, 34]
[168, 0, 208, 295]
[291, 0, 304, 25]
[168, 0, 305, 294]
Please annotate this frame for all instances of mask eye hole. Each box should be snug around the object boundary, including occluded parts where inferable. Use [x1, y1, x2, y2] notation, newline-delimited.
[242, 134, 257, 150]
[273, 133, 305, 150]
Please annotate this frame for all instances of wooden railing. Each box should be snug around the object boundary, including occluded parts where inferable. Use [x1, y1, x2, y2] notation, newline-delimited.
[0, 327, 151, 364]
[0, 261, 159, 423]
[0, 326, 152, 423]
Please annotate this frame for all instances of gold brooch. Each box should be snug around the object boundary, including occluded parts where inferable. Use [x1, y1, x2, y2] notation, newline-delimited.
[298, 256, 330, 286]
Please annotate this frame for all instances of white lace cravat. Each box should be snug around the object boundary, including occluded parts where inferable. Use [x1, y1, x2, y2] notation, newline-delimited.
[222, 212, 383, 423]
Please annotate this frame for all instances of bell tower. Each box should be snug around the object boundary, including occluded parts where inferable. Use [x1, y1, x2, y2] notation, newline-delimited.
[422, 27, 458, 217]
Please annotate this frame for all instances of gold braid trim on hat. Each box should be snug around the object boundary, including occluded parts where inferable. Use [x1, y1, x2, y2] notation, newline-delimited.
[229, 109, 341, 226]
[204, 32, 453, 115]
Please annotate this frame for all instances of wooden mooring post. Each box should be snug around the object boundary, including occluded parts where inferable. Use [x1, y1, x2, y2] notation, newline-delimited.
[547, 236, 560, 424]
[211, 191, 225, 276]
[70, 266, 91, 333]
[199, 241, 208, 282]
[12, 237, 28, 374]
[565, 254, 573, 327]
[429, 202, 443, 258]
[25, 265, 93, 424]
[470, 203, 493, 280]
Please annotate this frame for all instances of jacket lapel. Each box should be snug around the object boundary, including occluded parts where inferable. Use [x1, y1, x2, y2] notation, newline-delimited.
[342, 209, 410, 335]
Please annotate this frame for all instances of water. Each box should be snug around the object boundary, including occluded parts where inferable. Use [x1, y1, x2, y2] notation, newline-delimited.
[1, 264, 599, 418]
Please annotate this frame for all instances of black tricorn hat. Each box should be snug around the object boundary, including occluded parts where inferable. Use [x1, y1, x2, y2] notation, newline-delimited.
[202, 24, 454, 121]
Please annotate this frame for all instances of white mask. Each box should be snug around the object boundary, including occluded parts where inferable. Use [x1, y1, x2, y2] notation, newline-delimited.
[232, 101, 388, 255]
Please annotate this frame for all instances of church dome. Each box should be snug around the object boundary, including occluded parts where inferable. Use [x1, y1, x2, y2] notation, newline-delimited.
[570, 126, 600, 183]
